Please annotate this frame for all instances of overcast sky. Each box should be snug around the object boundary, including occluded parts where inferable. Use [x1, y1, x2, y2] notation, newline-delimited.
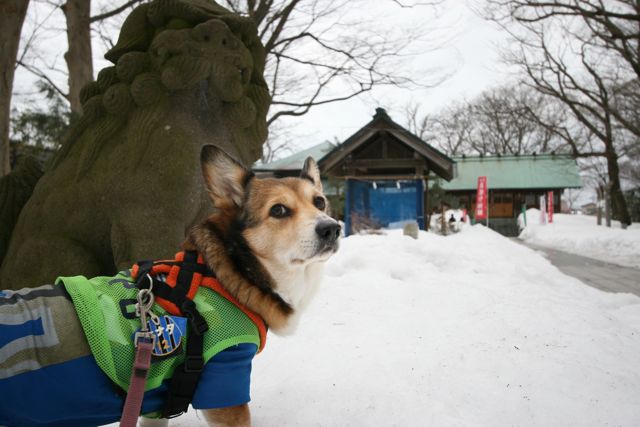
[13, 0, 513, 154]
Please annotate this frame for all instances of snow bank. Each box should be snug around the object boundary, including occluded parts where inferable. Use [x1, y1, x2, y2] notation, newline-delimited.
[251, 228, 640, 426]
[119, 227, 640, 426]
[518, 209, 640, 268]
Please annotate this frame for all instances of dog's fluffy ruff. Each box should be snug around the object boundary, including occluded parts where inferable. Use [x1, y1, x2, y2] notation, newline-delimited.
[184, 218, 327, 335]
[184, 222, 291, 332]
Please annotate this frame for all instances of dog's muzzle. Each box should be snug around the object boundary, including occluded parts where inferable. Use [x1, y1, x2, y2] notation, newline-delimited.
[315, 220, 341, 251]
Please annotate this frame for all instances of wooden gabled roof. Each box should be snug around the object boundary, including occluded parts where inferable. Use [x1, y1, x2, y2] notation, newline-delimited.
[318, 108, 455, 181]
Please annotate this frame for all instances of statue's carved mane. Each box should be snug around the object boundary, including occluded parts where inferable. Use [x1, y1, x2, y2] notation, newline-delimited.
[53, 0, 270, 176]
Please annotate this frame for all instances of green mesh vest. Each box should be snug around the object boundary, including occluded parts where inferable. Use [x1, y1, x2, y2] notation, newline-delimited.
[57, 269, 263, 392]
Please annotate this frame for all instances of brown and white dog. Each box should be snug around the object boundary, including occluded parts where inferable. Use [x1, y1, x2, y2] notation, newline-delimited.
[143, 145, 340, 426]
[0, 146, 339, 427]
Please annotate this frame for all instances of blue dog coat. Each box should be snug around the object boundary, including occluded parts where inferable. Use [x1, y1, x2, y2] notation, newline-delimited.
[0, 281, 259, 427]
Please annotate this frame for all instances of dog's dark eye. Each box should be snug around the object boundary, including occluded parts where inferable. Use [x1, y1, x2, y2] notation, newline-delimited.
[313, 196, 326, 211]
[269, 204, 290, 218]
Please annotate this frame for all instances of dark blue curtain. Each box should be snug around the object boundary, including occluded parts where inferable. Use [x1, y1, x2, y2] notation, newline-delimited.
[345, 179, 423, 235]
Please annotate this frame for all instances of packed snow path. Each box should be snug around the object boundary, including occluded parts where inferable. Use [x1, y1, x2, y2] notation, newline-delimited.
[518, 211, 640, 269]
[519, 240, 640, 297]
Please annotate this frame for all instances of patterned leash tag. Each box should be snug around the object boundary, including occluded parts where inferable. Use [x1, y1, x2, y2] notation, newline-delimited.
[147, 314, 186, 357]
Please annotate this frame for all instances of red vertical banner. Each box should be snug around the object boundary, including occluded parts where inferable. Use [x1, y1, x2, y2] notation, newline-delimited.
[475, 176, 488, 220]
[547, 191, 554, 223]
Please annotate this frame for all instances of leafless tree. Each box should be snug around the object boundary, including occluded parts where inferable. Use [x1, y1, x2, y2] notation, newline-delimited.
[14, 0, 144, 115]
[489, 1, 640, 76]
[0, 0, 145, 177]
[0, 0, 30, 176]
[484, 0, 634, 224]
[220, 0, 450, 159]
[470, 85, 564, 154]
[409, 84, 565, 157]
[487, 1, 640, 139]
[221, 0, 446, 123]
[404, 102, 433, 143]
[428, 101, 476, 155]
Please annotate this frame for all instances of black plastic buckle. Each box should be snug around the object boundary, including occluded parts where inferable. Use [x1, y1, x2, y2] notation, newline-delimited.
[183, 355, 204, 373]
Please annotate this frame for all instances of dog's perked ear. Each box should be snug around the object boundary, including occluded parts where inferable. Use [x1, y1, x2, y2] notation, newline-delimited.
[300, 157, 322, 192]
[200, 145, 253, 209]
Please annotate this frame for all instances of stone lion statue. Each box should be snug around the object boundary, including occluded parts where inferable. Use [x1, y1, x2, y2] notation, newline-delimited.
[0, 0, 271, 289]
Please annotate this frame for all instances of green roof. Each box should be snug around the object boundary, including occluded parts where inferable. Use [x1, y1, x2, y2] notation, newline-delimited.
[439, 154, 582, 190]
[254, 141, 336, 171]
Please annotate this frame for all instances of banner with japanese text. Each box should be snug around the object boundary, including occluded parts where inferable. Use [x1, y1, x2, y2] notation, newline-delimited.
[475, 176, 488, 220]
[547, 191, 554, 223]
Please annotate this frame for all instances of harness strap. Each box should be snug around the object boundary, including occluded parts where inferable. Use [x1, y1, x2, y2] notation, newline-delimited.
[161, 300, 208, 418]
[134, 250, 209, 418]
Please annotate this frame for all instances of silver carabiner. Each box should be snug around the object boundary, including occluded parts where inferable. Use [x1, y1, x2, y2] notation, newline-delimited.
[134, 274, 156, 347]
[136, 274, 155, 332]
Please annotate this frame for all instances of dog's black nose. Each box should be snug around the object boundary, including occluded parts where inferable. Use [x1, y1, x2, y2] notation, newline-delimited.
[316, 220, 341, 242]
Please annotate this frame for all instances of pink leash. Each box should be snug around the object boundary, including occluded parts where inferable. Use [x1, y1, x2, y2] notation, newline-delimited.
[120, 284, 156, 427]
[119, 336, 154, 427]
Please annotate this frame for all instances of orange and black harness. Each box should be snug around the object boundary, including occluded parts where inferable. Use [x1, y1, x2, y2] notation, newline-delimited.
[130, 250, 267, 418]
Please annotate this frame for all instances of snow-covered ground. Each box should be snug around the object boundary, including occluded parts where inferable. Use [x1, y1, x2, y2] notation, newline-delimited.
[163, 226, 640, 427]
[518, 209, 640, 269]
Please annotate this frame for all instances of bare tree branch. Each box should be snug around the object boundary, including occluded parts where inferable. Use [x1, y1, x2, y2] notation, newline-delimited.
[90, 0, 144, 23]
[226, 0, 451, 158]
[390, 0, 443, 7]
[16, 60, 69, 100]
